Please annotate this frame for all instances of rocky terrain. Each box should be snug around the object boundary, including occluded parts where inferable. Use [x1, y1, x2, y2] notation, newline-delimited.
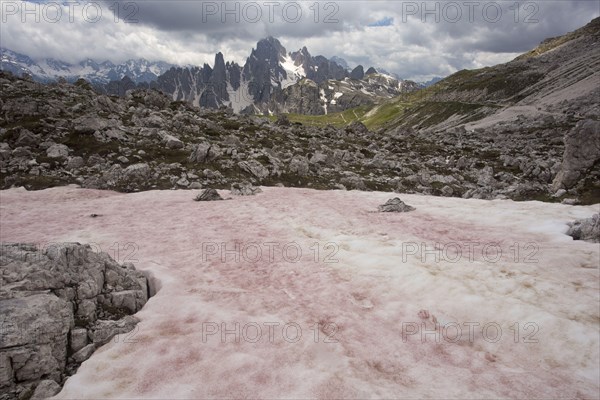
[0, 243, 151, 400]
[0, 67, 597, 204]
[0, 19, 598, 203]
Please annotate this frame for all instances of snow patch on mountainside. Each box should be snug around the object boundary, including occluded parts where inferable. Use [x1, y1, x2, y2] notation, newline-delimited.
[320, 88, 328, 114]
[0, 186, 598, 399]
[280, 55, 306, 89]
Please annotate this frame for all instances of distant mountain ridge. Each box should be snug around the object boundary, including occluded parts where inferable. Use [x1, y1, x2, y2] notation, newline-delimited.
[0, 48, 174, 84]
[146, 37, 420, 115]
[1, 39, 421, 115]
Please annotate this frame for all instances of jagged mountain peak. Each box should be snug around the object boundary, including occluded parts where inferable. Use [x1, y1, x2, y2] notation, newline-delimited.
[140, 37, 417, 114]
[252, 36, 287, 65]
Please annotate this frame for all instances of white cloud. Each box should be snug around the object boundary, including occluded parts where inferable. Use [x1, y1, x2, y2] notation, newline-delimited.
[0, 0, 598, 80]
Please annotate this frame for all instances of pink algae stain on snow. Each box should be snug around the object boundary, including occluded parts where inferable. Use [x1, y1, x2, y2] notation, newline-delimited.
[1, 186, 599, 399]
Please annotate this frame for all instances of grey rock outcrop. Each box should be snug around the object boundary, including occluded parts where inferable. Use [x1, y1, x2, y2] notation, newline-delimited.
[567, 214, 600, 242]
[0, 243, 149, 399]
[378, 198, 416, 213]
[552, 120, 600, 190]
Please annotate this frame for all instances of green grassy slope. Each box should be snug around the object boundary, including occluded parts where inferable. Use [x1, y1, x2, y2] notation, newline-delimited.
[275, 17, 599, 132]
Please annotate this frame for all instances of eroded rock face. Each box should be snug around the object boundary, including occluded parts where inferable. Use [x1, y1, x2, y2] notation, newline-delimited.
[0, 243, 149, 399]
[553, 120, 600, 190]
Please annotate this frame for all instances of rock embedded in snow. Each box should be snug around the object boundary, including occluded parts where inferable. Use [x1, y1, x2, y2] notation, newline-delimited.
[0, 294, 72, 383]
[194, 188, 223, 201]
[0, 243, 148, 398]
[378, 198, 416, 213]
[562, 198, 580, 205]
[567, 213, 600, 242]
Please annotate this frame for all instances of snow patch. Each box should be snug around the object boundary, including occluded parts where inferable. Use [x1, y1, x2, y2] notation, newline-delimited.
[320, 88, 328, 115]
[0, 187, 598, 399]
[280, 55, 306, 89]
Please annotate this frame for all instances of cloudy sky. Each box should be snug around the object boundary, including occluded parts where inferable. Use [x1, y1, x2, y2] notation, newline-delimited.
[1, 0, 598, 81]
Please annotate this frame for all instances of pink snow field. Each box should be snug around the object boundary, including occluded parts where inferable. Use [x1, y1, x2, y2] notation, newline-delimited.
[1, 186, 599, 399]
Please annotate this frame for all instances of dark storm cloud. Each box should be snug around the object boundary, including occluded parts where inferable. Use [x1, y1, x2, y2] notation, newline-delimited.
[98, 0, 350, 39]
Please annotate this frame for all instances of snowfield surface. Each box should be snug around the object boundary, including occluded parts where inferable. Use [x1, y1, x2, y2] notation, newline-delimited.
[1, 186, 599, 399]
